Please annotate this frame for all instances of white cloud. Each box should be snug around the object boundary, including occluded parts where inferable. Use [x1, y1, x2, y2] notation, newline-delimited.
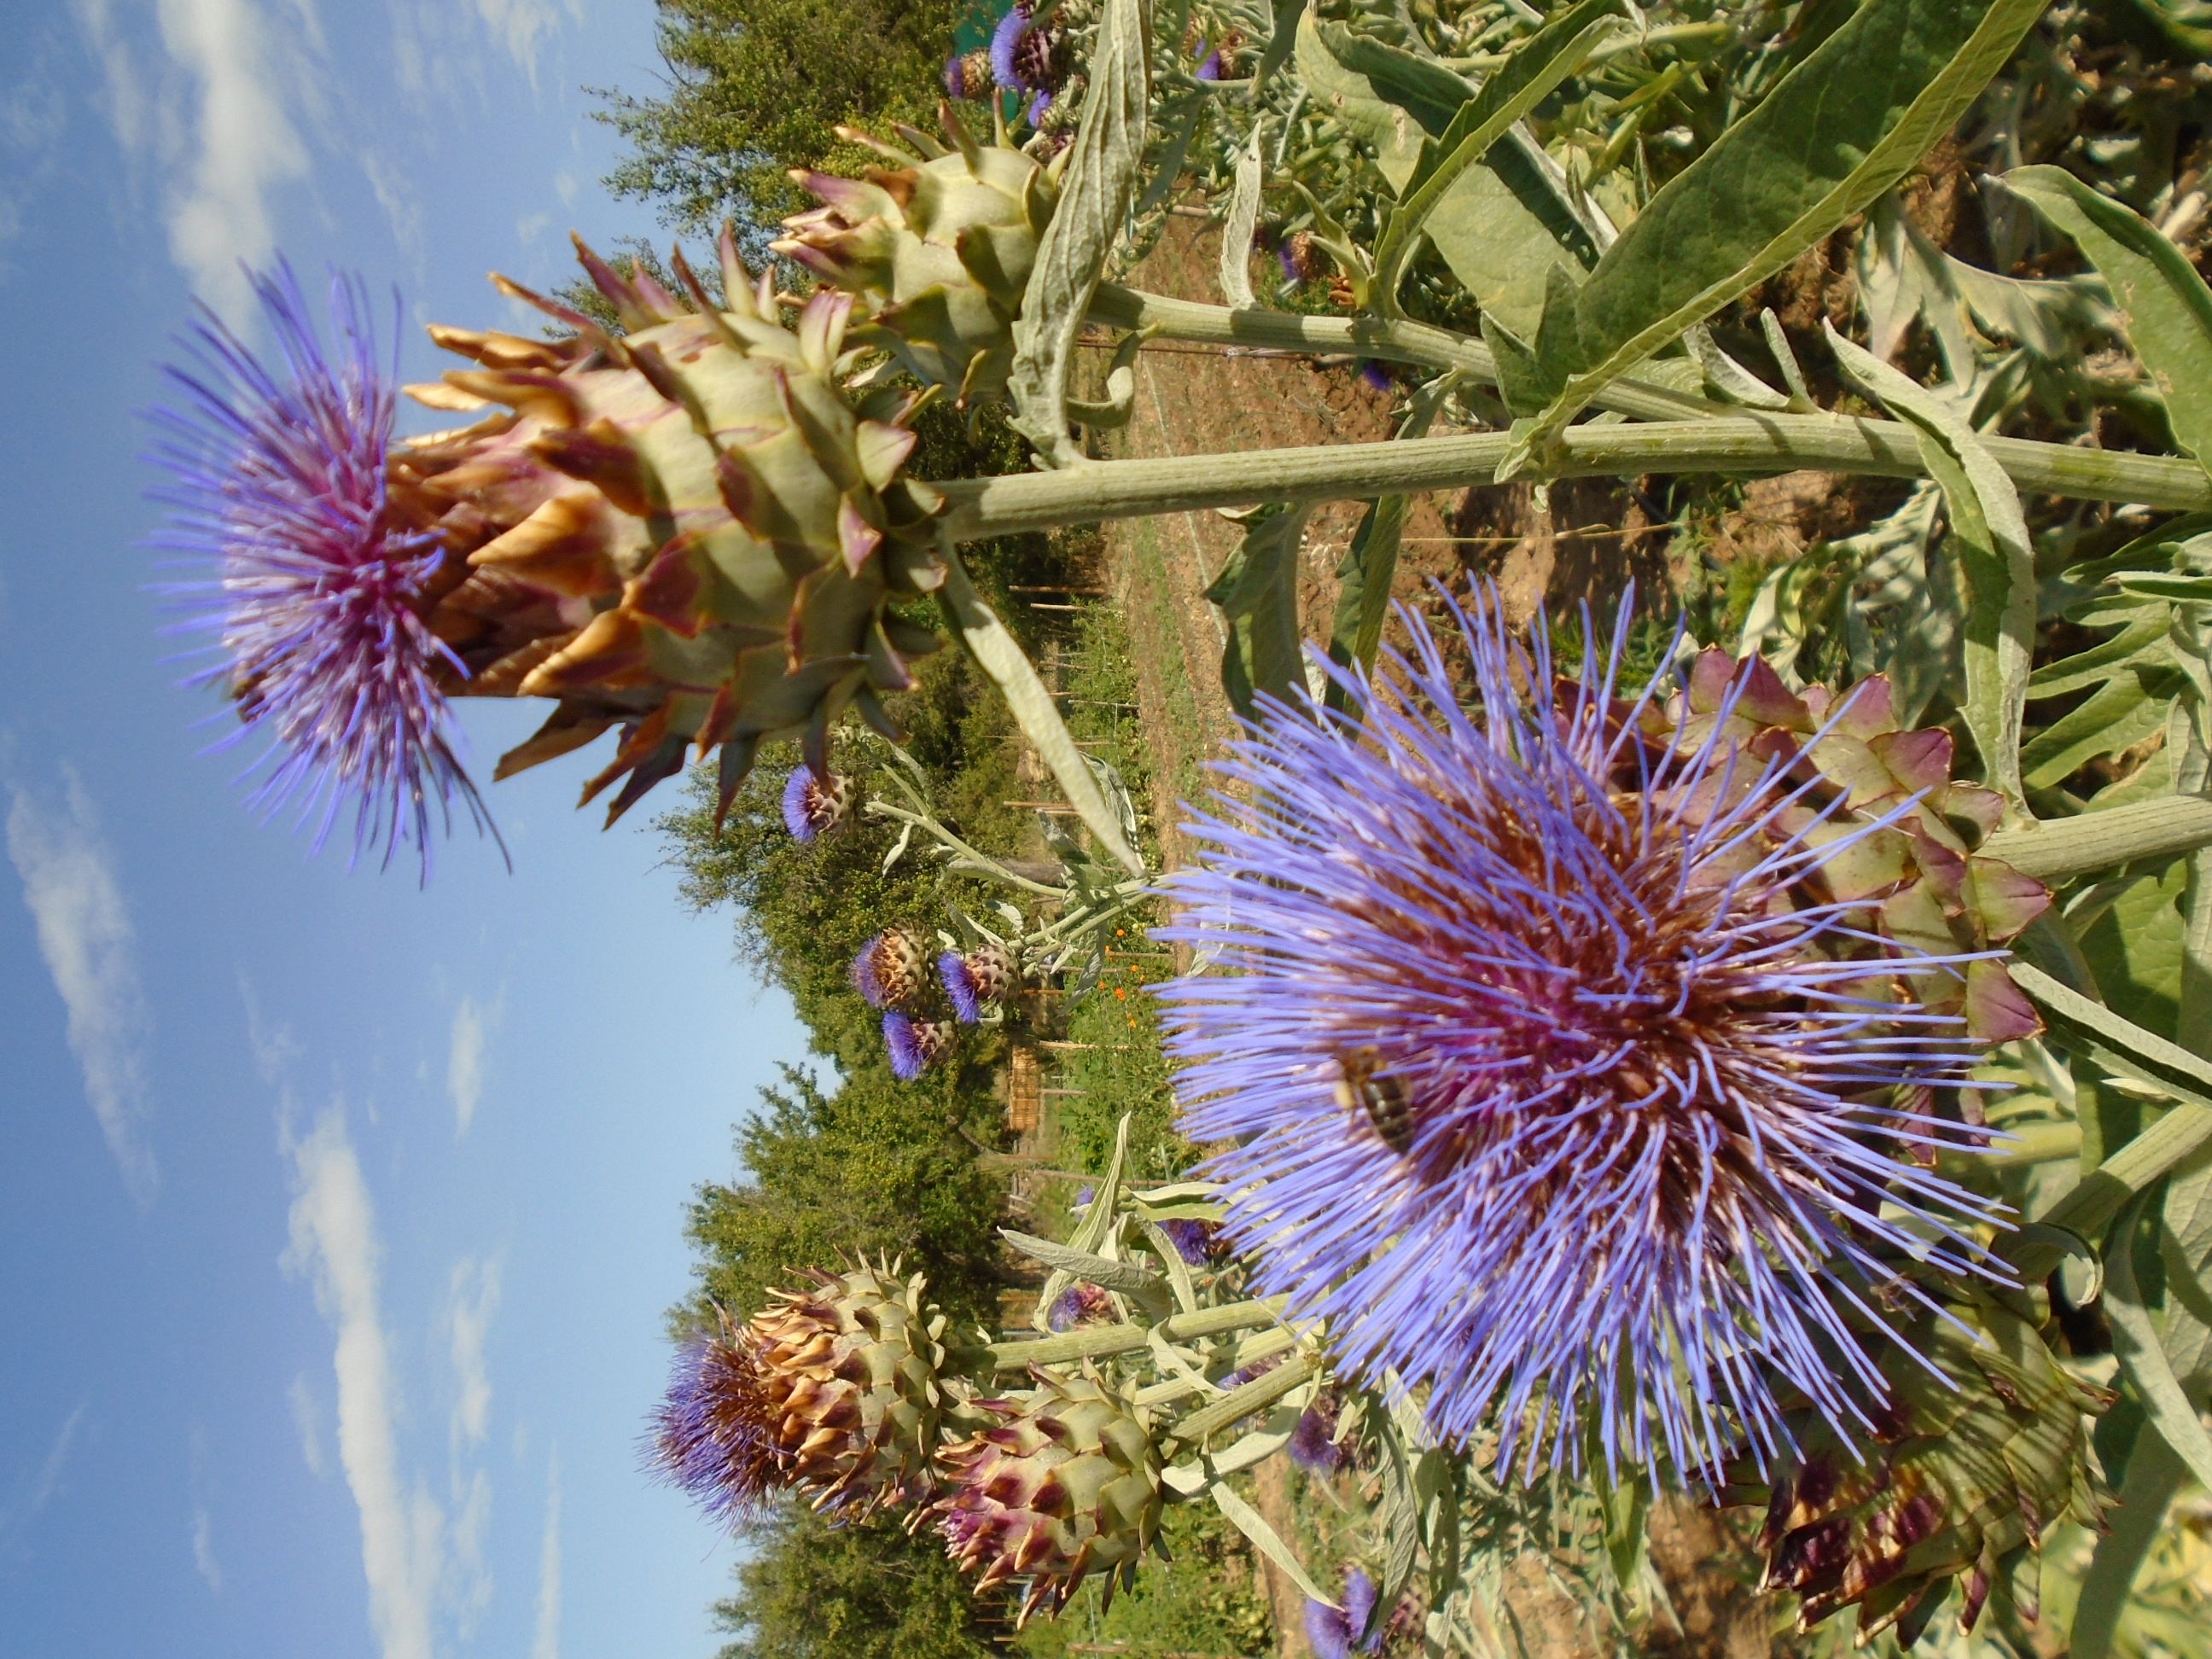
[515, 210, 550, 245]
[0, 1405, 89, 1553]
[530, 1453, 561, 1659]
[362, 148, 423, 264]
[445, 1256, 500, 1452]
[472, 0, 568, 86]
[445, 994, 499, 1138]
[191, 1505, 223, 1591]
[451, 1465, 492, 1638]
[154, 0, 312, 323]
[289, 1371, 329, 1478]
[71, 0, 314, 323]
[282, 1110, 441, 1659]
[0, 29, 68, 274]
[8, 776, 158, 1204]
[552, 170, 578, 209]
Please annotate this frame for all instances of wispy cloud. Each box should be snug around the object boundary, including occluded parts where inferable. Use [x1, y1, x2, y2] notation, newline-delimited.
[0, 1405, 89, 1554]
[190, 1505, 223, 1591]
[8, 774, 158, 1204]
[289, 1371, 329, 1478]
[0, 26, 70, 276]
[69, 0, 313, 323]
[282, 1110, 441, 1659]
[445, 1256, 500, 1452]
[531, 1452, 561, 1659]
[446, 993, 500, 1138]
[472, 0, 575, 87]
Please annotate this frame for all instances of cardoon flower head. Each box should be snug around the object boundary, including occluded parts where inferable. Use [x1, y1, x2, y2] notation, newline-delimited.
[944, 47, 993, 100]
[884, 1010, 954, 1080]
[939, 942, 1015, 1023]
[650, 1313, 784, 1526]
[1286, 1397, 1344, 1472]
[990, 4, 1061, 99]
[1156, 592, 2014, 1485]
[781, 765, 853, 842]
[147, 261, 493, 877]
[1158, 1218, 1219, 1266]
[1048, 1281, 1112, 1330]
[853, 928, 928, 1010]
[1277, 230, 1328, 286]
[1304, 1567, 1382, 1659]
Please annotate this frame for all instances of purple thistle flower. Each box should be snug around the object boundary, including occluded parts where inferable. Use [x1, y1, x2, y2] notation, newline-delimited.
[883, 1010, 952, 1080]
[940, 950, 981, 1023]
[1155, 591, 2011, 1485]
[990, 5, 1033, 89]
[944, 48, 993, 100]
[1046, 1281, 1111, 1330]
[1287, 1398, 1344, 1473]
[853, 928, 925, 1010]
[146, 261, 495, 878]
[1073, 1184, 1095, 1211]
[1159, 1217, 1217, 1266]
[1276, 230, 1327, 286]
[780, 765, 852, 842]
[649, 1318, 783, 1527]
[1305, 1567, 1382, 1659]
[1196, 47, 1224, 80]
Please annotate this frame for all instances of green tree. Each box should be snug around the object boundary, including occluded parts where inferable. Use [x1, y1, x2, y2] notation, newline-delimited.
[596, 0, 977, 242]
[711, 1503, 1007, 1659]
[680, 1060, 1011, 1335]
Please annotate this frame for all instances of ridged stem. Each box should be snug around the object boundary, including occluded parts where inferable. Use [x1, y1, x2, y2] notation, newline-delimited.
[969, 1294, 1293, 1373]
[938, 416, 2212, 540]
[1165, 1350, 1319, 1447]
[1982, 796, 2212, 882]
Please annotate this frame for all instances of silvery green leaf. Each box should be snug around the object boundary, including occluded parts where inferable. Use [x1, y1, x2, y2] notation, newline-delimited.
[1827, 323, 2034, 812]
[1324, 379, 1448, 705]
[1009, 0, 1151, 466]
[1132, 92, 1203, 221]
[2021, 670, 2175, 791]
[1521, 0, 2053, 432]
[1220, 125, 1265, 310]
[1212, 1481, 1338, 1605]
[1373, 1408, 1423, 1648]
[1065, 327, 1150, 429]
[2103, 1194, 2212, 1491]
[936, 542, 1144, 875]
[881, 819, 914, 874]
[1136, 1218, 1202, 1315]
[1759, 309, 1817, 409]
[1001, 1228, 1173, 1313]
[1690, 324, 1790, 410]
[1207, 503, 1311, 719]
[2070, 1433, 2187, 1659]
[2005, 166, 2212, 477]
[1367, 0, 1622, 311]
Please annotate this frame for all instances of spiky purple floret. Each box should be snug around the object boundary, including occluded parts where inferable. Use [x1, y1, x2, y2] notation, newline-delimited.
[940, 950, 981, 1023]
[1287, 1402, 1344, 1473]
[1155, 592, 2011, 1485]
[1305, 1568, 1382, 1659]
[1196, 47, 1224, 79]
[1160, 1218, 1215, 1266]
[146, 261, 493, 879]
[990, 5, 1032, 88]
[649, 1324, 782, 1527]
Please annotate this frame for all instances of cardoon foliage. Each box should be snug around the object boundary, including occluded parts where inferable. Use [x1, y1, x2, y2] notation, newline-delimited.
[1157, 596, 2011, 1482]
[148, 263, 492, 876]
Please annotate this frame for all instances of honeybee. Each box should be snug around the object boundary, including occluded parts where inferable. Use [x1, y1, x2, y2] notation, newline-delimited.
[1333, 1044, 1415, 1155]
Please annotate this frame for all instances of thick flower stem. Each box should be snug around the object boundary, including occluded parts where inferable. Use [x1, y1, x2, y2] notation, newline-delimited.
[1165, 1350, 1319, 1448]
[937, 415, 2212, 541]
[963, 1295, 1293, 1373]
[1982, 796, 2212, 882]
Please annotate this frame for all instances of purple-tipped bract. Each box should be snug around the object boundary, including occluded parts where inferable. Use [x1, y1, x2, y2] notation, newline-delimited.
[1155, 592, 2010, 1484]
[146, 262, 493, 879]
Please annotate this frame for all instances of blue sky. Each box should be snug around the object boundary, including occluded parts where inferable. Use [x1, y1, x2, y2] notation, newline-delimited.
[0, 4, 807, 1656]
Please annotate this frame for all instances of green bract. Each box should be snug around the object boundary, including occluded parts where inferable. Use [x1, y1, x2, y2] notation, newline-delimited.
[393, 234, 946, 822]
[775, 108, 1065, 405]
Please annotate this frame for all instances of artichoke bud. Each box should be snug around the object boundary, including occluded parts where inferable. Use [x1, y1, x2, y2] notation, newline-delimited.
[1755, 1300, 2110, 1645]
[749, 1258, 952, 1516]
[773, 105, 1063, 404]
[1650, 653, 2052, 1047]
[854, 927, 930, 1010]
[934, 1368, 1165, 1624]
[392, 230, 944, 829]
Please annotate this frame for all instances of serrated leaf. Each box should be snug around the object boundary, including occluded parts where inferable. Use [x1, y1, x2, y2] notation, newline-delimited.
[1372, 1412, 1423, 1649]
[937, 545, 1144, 874]
[1008, 0, 1150, 466]
[1369, 0, 1622, 310]
[2020, 670, 2172, 790]
[1220, 125, 1264, 311]
[2078, 861, 2189, 1040]
[1523, 0, 2052, 428]
[1213, 1480, 1337, 1605]
[2029, 616, 2175, 696]
[1828, 325, 2034, 810]
[1208, 504, 1311, 719]
[1001, 1227, 1170, 1301]
[2005, 166, 2212, 477]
